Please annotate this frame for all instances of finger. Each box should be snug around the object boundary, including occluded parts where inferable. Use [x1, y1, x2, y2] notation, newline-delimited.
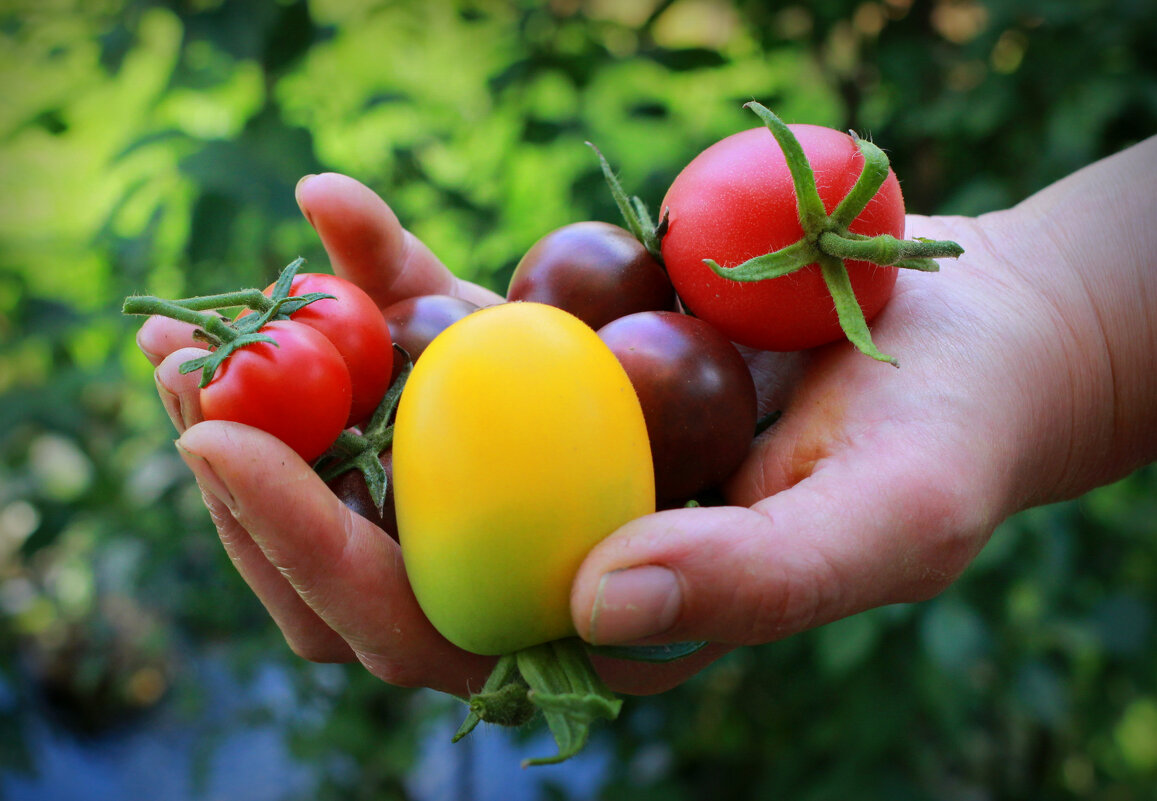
[154, 347, 210, 434]
[177, 441, 355, 663]
[176, 420, 496, 695]
[137, 316, 203, 367]
[295, 172, 502, 308]
[571, 446, 998, 648]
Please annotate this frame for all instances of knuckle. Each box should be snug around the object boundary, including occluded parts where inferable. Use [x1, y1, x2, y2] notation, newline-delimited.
[286, 636, 351, 664]
[896, 475, 994, 602]
[709, 510, 842, 644]
[356, 651, 426, 689]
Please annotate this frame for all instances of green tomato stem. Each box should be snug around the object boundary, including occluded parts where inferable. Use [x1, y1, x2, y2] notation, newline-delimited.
[819, 231, 963, 265]
[122, 259, 337, 389]
[589, 141, 664, 260]
[704, 237, 817, 281]
[167, 288, 275, 313]
[269, 256, 306, 300]
[453, 653, 533, 740]
[518, 640, 622, 767]
[693, 102, 968, 364]
[122, 295, 238, 345]
[312, 351, 411, 507]
[451, 637, 622, 767]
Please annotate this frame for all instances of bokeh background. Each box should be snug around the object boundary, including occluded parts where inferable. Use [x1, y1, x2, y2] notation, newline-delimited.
[2, 1, 1155, 799]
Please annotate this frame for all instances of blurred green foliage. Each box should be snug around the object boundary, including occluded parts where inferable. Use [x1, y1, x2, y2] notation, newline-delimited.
[1, 1, 1154, 799]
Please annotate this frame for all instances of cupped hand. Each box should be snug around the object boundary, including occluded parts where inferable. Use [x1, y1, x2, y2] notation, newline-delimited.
[572, 213, 1028, 650]
[141, 135, 1155, 698]
[137, 173, 724, 696]
[570, 136, 1157, 658]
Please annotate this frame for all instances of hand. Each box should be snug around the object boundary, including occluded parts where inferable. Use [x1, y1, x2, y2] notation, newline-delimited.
[139, 134, 1156, 698]
[570, 135, 1157, 658]
[137, 173, 724, 696]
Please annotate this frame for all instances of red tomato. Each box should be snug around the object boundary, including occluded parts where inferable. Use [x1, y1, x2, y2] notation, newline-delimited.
[200, 320, 352, 462]
[660, 124, 905, 352]
[262, 273, 393, 426]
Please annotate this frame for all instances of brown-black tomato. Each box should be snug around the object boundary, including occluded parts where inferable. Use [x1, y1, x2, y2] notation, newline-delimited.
[598, 310, 757, 506]
[326, 448, 398, 540]
[507, 221, 675, 330]
[381, 295, 479, 381]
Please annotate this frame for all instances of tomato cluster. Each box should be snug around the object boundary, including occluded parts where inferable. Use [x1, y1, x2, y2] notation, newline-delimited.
[125, 102, 964, 768]
[123, 258, 394, 463]
[126, 102, 964, 569]
[504, 221, 757, 507]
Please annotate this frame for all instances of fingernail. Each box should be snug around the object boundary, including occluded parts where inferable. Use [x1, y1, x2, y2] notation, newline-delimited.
[155, 372, 197, 433]
[155, 374, 184, 431]
[136, 329, 162, 366]
[588, 565, 682, 646]
[176, 441, 237, 517]
[295, 174, 316, 224]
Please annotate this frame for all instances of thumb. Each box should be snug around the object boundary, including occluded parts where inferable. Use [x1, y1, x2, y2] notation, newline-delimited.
[571, 458, 992, 647]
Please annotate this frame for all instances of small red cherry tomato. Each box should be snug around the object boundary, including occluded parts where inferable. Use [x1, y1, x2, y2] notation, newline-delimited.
[200, 320, 352, 462]
[253, 273, 393, 426]
[660, 125, 905, 352]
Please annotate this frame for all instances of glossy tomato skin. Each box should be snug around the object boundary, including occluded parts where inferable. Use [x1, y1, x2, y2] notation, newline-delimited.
[273, 274, 393, 426]
[598, 311, 756, 506]
[381, 294, 479, 382]
[507, 221, 675, 330]
[660, 125, 905, 352]
[200, 320, 352, 462]
[393, 302, 654, 656]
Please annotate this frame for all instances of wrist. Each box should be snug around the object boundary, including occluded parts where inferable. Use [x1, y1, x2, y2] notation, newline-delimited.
[987, 136, 1157, 505]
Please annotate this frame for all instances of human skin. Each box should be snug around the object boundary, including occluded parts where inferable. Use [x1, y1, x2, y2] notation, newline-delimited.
[137, 136, 1157, 697]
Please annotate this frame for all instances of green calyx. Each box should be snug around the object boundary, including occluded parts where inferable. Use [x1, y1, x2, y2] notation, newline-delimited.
[454, 637, 709, 766]
[121, 257, 333, 387]
[454, 638, 622, 767]
[704, 102, 964, 366]
[588, 141, 667, 262]
[591, 103, 964, 367]
[313, 351, 411, 510]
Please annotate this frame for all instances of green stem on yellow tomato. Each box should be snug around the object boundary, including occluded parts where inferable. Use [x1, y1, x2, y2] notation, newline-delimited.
[453, 653, 533, 741]
[451, 638, 622, 767]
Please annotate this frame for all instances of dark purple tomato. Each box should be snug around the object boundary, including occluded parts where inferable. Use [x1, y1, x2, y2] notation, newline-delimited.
[507, 221, 675, 330]
[381, 295, 479, 382]
[598, 311, 757, 506]
[327, 448, 397, 540]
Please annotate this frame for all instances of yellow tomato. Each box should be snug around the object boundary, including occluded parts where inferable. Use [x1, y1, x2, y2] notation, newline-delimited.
[393, 301, 655, 656]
